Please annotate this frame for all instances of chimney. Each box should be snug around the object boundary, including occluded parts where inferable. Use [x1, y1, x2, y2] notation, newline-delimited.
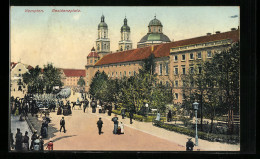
[231, 28, 236, 31]
[215, 31, 220, 34]
[206, 33, 212, 36]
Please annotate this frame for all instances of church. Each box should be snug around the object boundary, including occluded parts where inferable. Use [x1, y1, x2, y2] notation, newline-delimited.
[85, 15, 239, 104]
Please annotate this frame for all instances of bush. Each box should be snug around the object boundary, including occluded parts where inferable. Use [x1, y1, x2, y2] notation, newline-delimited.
[153, 121, 239, 144]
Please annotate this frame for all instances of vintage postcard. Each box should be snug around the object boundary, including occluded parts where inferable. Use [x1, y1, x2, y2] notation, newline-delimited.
[10, 6, 240, 151]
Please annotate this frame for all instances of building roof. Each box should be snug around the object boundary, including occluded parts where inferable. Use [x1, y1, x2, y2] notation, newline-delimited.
[62, 69, 86, 77]
[87, 51, 99, 58]
[11, 62, 34, 70]
[95, 29, 239, 66]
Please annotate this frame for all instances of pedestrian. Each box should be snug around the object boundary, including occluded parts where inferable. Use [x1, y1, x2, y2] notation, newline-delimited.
[129, 109, 134, 124]
[15, 128, 22, 150]
[83, 100, 88, 113]
[46, 141, 53, 150]
[22, 131, 29, 150]
[97, 117, 103, 135]
[30, 130, 37, 150]
[39, 136, 44, 151]
[167, 110, 172, 122]
[121, 109, 126, 119]
[112, 115, 119, 134]
[40, 123, 47, 138]
[60, 117, 66, 133]
[119, 121, 125, 134]
[33, 135, 40, 151]
[155, 111, 161, 121]
[186, 138, 195, 151]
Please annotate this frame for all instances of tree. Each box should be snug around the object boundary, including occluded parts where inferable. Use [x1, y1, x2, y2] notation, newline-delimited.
[77, 76, 86, 92]
[22, 65, 43, 93]
[43, 63, 63, 93]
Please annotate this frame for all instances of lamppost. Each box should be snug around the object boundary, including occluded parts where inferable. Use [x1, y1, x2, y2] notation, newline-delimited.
[193, 102, 199, 146]
[145, 103, 149, 117]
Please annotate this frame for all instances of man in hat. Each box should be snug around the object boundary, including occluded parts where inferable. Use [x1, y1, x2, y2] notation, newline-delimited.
[15, 128, 22, 150]
[97, 117, 103, 135]
[39, 136, 44, 151]
[60, 117, 66, 133]
[30, 130, 37, 150]
[22, 131, 29, 150]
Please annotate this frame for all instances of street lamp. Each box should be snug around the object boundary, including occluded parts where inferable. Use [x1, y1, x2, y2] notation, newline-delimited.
[145, 103, 149, 117]
[193, 102, 199, 146]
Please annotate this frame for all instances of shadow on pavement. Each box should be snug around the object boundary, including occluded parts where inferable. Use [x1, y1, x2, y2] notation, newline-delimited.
[43, 135, 77, 147]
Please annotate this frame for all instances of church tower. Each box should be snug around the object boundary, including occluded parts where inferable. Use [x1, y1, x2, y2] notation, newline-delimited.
[96, 15, 110, 58]
[118, 17, 132, 51]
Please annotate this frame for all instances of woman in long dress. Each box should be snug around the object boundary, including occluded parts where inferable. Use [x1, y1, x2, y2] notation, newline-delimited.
[119, 121, 124, 134]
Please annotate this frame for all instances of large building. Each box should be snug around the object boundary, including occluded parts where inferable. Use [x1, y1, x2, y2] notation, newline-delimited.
[85, 15, 239, 104]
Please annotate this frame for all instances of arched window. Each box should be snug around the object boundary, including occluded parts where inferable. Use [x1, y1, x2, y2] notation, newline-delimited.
[104, 31, 106, 38]
[97, 44, 100, 50]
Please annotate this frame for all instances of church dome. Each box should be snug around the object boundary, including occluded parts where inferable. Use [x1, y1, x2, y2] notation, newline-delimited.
[139, 33, 170, 43]
[148, 16, 162, 26]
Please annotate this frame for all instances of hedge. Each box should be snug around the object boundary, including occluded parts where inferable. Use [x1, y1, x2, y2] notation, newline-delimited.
[153, 120, 239, 144]
[112, 110, 166, 122]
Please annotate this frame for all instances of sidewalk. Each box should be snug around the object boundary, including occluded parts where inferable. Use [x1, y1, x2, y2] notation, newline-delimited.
[93, 107, 240, 151]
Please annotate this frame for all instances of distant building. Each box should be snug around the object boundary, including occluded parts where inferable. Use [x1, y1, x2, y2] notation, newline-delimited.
[10, 62, 33, 92]
[60, 69, 86, 91]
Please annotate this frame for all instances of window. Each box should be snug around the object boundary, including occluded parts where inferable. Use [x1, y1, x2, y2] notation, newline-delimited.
[159, 64, 163, 75]
[190, 66, 194, 74]
[129, 71, 131, 76]
[174, 67, 178, 75]
[175, 93, 178, 100]
[174, 55, 178, 61]
[120, 72, 122, 77]
[190, 53, 194, 60]
[160, 81, 163, 85]
[112, 72, 114, 77]
[197, 52, 202, 59]
[87, 81, 89, 86]
[198, 66, 202, 74]
[90, 60, 93, 63]
[175, 81, 178, 87]
[182, 67, 185, 75]
[207, 50, 212, 58]
[182, 54, 186, 61]
[116, 72, 118, 77]
[124, 71, 126, 76]
[133, 71, 136, 76]
[165, 63, 169, 75]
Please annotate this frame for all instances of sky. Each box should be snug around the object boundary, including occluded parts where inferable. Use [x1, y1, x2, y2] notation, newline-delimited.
[10, 6, 239, 69]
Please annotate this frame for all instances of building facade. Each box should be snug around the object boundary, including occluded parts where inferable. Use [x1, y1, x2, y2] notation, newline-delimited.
[60, 69, 86, 91]
[10, 62, 33, 92]
[85, 29, 239, 104]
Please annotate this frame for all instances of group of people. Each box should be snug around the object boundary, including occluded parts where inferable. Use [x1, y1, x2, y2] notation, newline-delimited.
[57, 100, 72, 116]
[96, 115, 125, 135]
[11, 128, 54, 151]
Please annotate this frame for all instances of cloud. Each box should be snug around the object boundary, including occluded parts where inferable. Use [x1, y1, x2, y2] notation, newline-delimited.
[73, 13, 81, 20]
